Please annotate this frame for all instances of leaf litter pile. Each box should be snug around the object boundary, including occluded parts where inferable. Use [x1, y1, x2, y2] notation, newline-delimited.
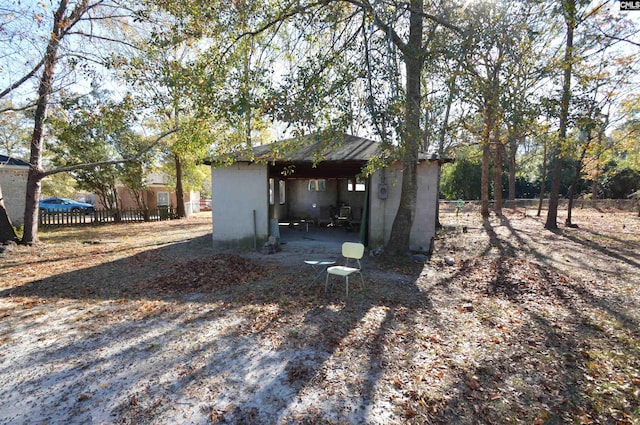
[0, 209, 638, 424]
[141, 254, 277, 294]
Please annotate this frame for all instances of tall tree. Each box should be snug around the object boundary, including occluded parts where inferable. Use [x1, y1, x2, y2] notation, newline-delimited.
[116, 2, 262, 218]
[22, 1, 91, 243]
[457, 1, 513, 217]
[545, 0, 639, 228]
[0, 1, 180, 243]
[0, 1, 139, 243]
[545, 0, 577, 230]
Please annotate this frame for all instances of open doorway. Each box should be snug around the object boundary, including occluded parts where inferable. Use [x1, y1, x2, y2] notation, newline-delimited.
[269, 175, 368, 247]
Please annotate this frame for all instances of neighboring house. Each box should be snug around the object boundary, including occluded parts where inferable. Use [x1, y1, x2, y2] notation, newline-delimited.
[110, 172, 200, 215]
[207, 134, 451, 252]
[0, 154, 29, 226]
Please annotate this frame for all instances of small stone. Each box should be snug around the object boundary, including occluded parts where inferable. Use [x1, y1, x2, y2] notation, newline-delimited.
[444, 256, 455, 266]
[461, 303, 474, 312]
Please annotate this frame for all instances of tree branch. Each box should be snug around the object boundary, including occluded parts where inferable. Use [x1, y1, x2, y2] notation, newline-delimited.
[0, 0, 105, 99]
[66, 31, 139, 49]
[341, 0, 407, 51]
[41, 127, 178, 177]
[222, 0, 332, 58]
[0, 103, 36, 114]
[0, 57, 46, 99]
[402, 2, 463, 34]
[597, 28, 640, 48]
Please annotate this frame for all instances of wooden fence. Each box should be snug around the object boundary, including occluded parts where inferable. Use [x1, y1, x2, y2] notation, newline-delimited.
[440, 198, 639, 212]
[39, 206, 176, 227]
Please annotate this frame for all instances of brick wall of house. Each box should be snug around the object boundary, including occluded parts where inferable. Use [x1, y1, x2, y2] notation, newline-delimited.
[0, 167, 28, 226]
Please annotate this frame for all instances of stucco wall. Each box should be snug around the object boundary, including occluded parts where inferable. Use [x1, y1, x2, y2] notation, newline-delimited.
[211, 162, 269, 249]
[369, 161, 439, 252]
[412, 161, 440, 252]
[0, 166, 28, 226]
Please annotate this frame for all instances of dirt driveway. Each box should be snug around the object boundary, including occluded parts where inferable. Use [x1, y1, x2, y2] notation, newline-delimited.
[0, 207, 638, 424]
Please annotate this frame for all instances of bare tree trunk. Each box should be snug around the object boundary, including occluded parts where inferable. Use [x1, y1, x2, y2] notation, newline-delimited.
[566, 147, 586, 227]
[591, 134, 603, 208]
[481, 103, 492, 219]
[507, 132, 519, 202]
[493, 137, 503, 215]
[108, 186, 121, 222]
[22, 14, 63, 243]
[546, 153, 564, 229]
[175, 153, 186, 218]
[545, 0, 575, 230]
[385, 0, 423, 255]
[22, 0, 89, 244]
[0, 185, 18, 243]
[537, 138, 548, 217]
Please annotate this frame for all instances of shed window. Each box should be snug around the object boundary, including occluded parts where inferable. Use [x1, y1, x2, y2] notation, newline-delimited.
[347, 179, 366, 192]
[279, 180, 286, 204]
[269, 178, 275, 205]
[308, 179, 326, 191]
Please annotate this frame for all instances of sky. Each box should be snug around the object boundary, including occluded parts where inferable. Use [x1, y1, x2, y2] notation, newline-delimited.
[0, 0, 639, 146]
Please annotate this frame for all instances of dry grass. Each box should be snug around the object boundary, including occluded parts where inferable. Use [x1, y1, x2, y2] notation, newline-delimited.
[0, 207, 638, 424]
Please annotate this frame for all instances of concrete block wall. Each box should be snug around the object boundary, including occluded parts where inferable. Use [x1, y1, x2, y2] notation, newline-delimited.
[368, 162, 438, 252]
[0, 167, 28, 226]
[369, 167, 400, 249]
[287, 178, 338, 222]
[411, 162, 439, 252]
[211, 162, 269, 250]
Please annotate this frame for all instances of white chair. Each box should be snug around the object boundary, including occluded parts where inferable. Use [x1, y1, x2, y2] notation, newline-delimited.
[325, 242, 365, 300]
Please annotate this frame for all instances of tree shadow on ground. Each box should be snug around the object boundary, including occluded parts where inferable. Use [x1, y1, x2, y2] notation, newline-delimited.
[0, 234, 216, 301]
[560, 226, 640, 270]
[0, 232, 441, 423]
[412, 216, 640, 424]
[1, 220, 638, 424]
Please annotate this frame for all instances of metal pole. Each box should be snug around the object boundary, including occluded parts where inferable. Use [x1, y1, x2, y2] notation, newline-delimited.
[253, 209, 257, 250]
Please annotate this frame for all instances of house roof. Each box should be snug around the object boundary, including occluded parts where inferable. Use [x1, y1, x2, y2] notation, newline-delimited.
[0, 154, 29, 167]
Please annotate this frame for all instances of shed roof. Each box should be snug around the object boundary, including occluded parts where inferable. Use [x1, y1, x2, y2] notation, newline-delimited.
[206, 133, 450, 179]
[229, 134, 448, 163]
[0, 154, 29, 167]
[252, 134, 381, 162]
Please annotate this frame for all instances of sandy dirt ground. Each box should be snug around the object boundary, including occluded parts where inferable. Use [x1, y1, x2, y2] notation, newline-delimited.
[0, 207, 638, 424]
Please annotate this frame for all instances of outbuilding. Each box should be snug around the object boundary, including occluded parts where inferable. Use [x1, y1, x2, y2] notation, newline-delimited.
[208, 134, 449, 252]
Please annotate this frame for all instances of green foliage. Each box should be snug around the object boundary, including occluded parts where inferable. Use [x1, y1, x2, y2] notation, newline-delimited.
[440, 147, 482, 200]
[120, 161, 149, 211]
[600, 167, 640, 199]
[40, 173, 77, 198]
[12, 224, 23, 239]
[48, 90, 152, 210]
[0, 102, 31, 159]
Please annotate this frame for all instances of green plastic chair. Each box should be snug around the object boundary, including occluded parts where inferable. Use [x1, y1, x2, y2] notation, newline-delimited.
[325, 242, 365, 300]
